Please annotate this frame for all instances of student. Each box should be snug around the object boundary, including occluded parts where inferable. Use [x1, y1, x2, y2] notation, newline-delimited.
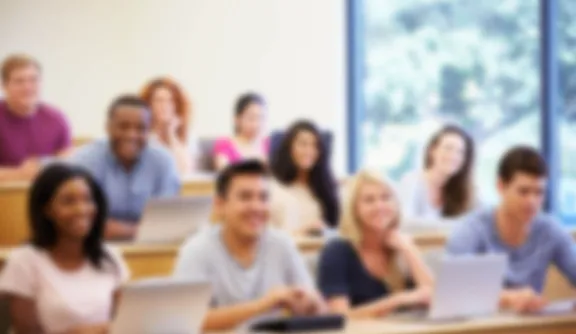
[69, 95, 181, 240]
[399, 125, 475, 221]
[0, 54, 71, 181]
[447, 146, 576, 313]
[173, 160, 324, 331]
[141, 77, 196, 175]
[318, 170, 433, 318]
[0, 164, 129, 333]
[270, 120, 340, 235]
[213, 93, 269, 170]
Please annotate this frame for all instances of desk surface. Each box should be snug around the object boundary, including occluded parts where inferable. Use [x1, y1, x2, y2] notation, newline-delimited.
[213, 312, 576, 334]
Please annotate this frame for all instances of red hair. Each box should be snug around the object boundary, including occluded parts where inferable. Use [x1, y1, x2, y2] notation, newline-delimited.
[141, 77, 191, 142]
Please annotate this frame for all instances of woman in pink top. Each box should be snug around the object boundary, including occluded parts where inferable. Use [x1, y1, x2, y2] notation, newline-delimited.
[0, 164, 129, 334]
[213, 92, 269, 170]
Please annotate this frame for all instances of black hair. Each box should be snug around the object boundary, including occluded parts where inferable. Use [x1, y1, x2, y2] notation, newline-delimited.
[498, 146, 547, 183]
[234, 92, 265, 133]
[271, 120, 340, 227]
[107, 94, 149, 119]
[216, 160, 269, 197]
[29, 163, 110, 269]
[424, 125, 475, 217]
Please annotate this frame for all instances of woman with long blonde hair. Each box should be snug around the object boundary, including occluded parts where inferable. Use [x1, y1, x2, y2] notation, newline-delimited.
[317, 170, 433, 318]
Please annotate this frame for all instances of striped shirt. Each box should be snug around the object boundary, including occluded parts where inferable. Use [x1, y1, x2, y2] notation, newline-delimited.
[446, 208, 576, 293]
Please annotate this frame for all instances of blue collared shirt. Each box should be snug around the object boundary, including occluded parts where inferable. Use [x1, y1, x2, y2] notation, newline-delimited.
[447, 208, 576, 293]
[69, 139, 181, 223]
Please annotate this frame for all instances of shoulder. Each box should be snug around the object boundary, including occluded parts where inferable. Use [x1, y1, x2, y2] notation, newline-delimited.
[6, 245, 42, 264]
[270, 180, 292, 199]
[450, 208, 494, 240]
[144, 144, 177, 166]
[532, 213, 568, 238]
[321, 238, 355, 257]
[76, 139, 108, 155]
[102, 244, 130, 281]
[71, 140, 108, 163]
[38, 103, 69, 124]
[398, 171, 424, 193]
[264, 228, 296, 248]
[261, 228, 301, 257]
[214, 137, 233, 151]
[179, 226, 219, 257]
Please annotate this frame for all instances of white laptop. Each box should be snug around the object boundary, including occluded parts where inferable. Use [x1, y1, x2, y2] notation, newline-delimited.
[400, 218, 455, 235]
[396, 253, 507, 321]
[111, 279, 212, 334]
[135, 196, 213, 243]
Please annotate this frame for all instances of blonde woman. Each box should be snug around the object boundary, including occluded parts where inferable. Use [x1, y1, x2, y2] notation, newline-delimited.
[317, 170, 433, 318]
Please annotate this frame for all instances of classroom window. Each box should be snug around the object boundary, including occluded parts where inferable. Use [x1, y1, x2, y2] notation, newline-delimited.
[351, 0, 541, 204]
[558, 0, 576, 224]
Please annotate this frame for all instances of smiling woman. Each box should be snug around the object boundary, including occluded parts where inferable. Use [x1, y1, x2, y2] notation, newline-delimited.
[398, 125, 475, 221]
[0, 163, 129, 333]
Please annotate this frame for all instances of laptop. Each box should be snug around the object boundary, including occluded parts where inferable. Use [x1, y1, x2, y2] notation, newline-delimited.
[135, 196, 213, 243]
[400, 218, 455, 235]
[111, 279, 212, 334]
[396, 253, 507, 321]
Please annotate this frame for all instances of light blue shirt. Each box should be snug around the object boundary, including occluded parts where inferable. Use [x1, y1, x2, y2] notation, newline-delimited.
[173, 225, 313, 309]
[69, 139, 181, 223]
[446, 208, 576, 293]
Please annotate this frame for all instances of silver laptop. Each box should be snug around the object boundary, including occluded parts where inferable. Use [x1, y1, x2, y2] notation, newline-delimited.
[111, 279, 212, 334]
[400, 218, 455, 235]
[397, 253, 507, 321]
[136, 196, 213, 243]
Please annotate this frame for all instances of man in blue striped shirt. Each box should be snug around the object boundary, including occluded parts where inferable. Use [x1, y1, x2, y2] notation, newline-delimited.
[447, 146, 576, 313]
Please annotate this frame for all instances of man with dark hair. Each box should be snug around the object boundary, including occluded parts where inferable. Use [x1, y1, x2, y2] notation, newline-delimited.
[69, 94, 180, 240]
[0, 54, 71, 181]
[174, 160, 324, 331]
[447, 146, 576, 313]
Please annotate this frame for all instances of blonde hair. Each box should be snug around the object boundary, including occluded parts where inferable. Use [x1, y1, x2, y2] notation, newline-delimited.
[338, 169, 405, 292]
[1, 54, 41, 83]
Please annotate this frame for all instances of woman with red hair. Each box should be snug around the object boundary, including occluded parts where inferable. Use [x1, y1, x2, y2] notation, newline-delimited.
[141, 78, 195, 175]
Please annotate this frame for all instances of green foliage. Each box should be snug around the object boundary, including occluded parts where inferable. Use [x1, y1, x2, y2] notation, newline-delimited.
[364, 0, 540, 140]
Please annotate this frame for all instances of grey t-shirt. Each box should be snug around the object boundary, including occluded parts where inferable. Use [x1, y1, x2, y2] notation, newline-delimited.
[446, 208, 576, 293]
[173, 225, 314, 308]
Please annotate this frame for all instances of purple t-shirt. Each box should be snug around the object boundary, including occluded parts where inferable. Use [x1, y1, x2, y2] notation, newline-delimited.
[0, 100, 71, 166]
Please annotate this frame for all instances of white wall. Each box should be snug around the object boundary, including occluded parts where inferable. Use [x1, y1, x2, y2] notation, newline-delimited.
[0, 0, 347, 173]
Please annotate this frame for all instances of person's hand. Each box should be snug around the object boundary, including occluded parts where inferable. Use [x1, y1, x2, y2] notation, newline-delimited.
[384, 230, 414, 251]
[288, 288, 324, 315]
[167, 118, 182, 145]
[501, 288, 547, 313]
[261, 287, 301, 311]
[395, 287, 433, 308]
[18, 158, 41, 179]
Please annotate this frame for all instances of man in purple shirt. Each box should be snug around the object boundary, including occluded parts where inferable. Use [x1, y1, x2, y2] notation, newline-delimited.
[0, 54, 71, 181]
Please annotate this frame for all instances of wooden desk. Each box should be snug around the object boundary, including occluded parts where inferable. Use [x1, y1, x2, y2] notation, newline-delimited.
[334, 313, 576, 334]
[0, 177, 215, 246]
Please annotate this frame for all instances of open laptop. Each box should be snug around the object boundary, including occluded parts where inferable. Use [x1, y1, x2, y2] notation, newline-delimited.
[395, 253, 507, 321]
[111, 279, 212, 334]
[400, 218, 455, 235]
[135, 196, 213, 243]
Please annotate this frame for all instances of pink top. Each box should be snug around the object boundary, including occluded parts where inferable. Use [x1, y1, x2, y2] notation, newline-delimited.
[0, 245, 129, 333]
[213, 137, 270, 163]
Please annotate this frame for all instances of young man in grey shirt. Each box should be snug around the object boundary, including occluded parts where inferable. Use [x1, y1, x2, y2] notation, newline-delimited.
[447, 146, 576, 313]
[173, 160, 324, 331]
